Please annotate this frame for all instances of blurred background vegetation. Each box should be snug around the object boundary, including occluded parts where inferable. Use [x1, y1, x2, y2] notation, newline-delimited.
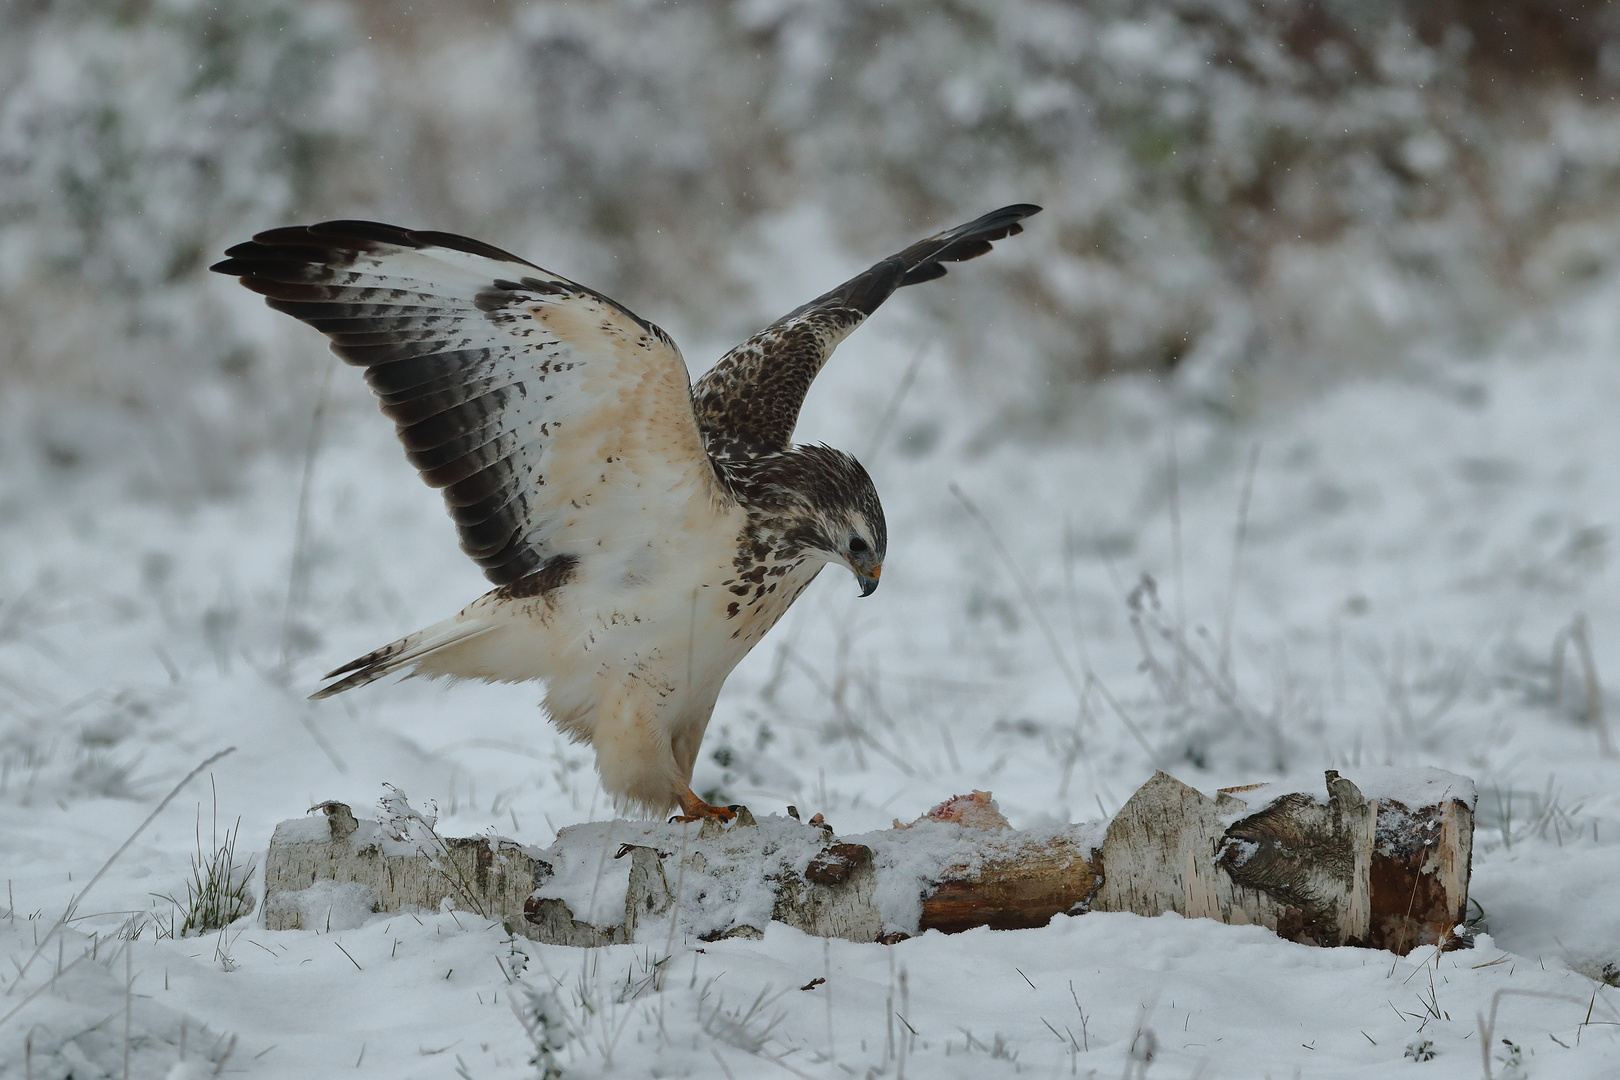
[5, 0, 1620, 498]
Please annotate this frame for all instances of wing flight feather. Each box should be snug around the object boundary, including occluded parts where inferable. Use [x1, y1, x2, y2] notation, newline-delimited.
[691, 204, 1041, 459]
[212, 221, 722, 585]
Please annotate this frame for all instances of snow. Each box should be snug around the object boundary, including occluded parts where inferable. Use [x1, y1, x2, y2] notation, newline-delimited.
[5, 274, 1620, 1074]
[264, 879, 380, 936]
[531, 821, 645, 931]
[17, 912, 1607, 1079]
[267, 815, 336, 845]
[1342, 767, 1479, 814]
[1214, 766, 1478, 829]
[5, 90, 1620, 1080]
[1472, 842, 1620, 988]
[528, 813, 975, 940]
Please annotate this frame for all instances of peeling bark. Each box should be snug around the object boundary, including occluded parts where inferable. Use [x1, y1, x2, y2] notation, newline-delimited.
[1092, 770, 1374, 946]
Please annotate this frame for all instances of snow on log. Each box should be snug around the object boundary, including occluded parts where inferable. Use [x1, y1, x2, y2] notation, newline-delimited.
[261, 769, 1473, 955]
[261, 800, 539, 935]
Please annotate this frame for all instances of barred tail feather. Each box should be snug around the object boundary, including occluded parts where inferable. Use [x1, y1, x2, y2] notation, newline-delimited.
[309, 619, 497, 700]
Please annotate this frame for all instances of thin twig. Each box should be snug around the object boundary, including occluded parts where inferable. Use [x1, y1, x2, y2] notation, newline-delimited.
[658, 822, 691, 993]
[1570, 614, 1616, 757]
[334, 940, 363, 971]
[950, 484, 1084, 702]
[211, 1034, 237, 1077]
[1059, 515, 1094, 675]
[783, 651, 914, 775]
[1550, 624, 1571, 705]
[279, 357, 336, 674]
[952, 499, 1175, 793]
[1477, 988, 1584, 1080]
[1162, 433, 1187, 698]
[862, 346, 927, 462]
[0, 953, 91, 1029]
[123, 943, 132, 1080]
[1097, 673, 1164, 771]
[293, 706, 347, 775]
[1218, 444, 1260, 681]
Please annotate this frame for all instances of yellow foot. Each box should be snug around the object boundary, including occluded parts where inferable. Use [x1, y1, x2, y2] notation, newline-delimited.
[671, 790, 748, 824]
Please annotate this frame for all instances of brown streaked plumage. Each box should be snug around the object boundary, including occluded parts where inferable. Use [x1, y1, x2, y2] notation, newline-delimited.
[212, 205, 1039, 819]
[693, 204, 1038, 461]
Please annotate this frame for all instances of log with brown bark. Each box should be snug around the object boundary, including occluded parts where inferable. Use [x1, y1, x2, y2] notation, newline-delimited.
[261, 768, 1473, 956]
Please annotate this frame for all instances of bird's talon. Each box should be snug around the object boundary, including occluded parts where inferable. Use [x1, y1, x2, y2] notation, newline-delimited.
[672, 795, 748, 824]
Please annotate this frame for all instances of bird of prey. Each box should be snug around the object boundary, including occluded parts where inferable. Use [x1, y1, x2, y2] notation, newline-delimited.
[212, 204, 1039, 820]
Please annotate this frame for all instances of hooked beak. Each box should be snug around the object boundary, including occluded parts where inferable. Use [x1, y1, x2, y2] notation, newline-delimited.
[857, 564, 882, 597]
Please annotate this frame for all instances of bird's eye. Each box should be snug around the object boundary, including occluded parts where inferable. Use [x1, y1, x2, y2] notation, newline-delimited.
[848, 536, 869, 555]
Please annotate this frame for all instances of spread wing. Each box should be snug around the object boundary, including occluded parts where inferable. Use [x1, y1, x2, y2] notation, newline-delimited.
[212, 221, 723, 585]
[691, 204, 1041, 459]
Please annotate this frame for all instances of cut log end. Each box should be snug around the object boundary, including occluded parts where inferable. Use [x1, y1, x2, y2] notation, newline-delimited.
[1366, 797, 1474, 953]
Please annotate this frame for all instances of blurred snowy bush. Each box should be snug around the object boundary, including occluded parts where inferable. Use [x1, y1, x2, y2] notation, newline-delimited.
[6, 0, 1620, 483]
[0, 0, 346, 495]
[489, 0, 1620, 418]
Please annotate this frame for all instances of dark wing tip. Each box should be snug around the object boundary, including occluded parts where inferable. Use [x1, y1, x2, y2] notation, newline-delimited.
[211, 221, 539, 280]
[913, 203, 1041, 263]
[321, 652, 376, 680]
[409, 229, 536, 266]
[308, 669, 378, 700]
[998, 202, 1044, 219]
[960, 202, 1043, 236]
[898, 262, 948, 287]
[875, 203, 1040, 305]
[846, 202, 1040, 310]
[304, 219, 425, 246]
[211, 221, 410, 281]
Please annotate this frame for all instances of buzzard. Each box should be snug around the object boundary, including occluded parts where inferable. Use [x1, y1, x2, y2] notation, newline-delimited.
[213, 205, 1039, 819]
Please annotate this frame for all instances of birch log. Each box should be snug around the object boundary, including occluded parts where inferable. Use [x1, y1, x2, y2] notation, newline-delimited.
[261, 768, 1473, 955]
[1092, 770, 1374, 946]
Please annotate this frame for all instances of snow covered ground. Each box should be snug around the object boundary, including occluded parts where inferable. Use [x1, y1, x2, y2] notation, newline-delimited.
[4, 244, 1620, 1077]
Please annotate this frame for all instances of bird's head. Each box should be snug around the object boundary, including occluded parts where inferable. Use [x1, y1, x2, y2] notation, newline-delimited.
[825, 478, 887, 598]
[741, 444, 887, 596]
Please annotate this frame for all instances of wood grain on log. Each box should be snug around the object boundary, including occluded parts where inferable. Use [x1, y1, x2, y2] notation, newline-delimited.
[1367, 796, 1474, 952]
[919, 833, 1100, 933]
